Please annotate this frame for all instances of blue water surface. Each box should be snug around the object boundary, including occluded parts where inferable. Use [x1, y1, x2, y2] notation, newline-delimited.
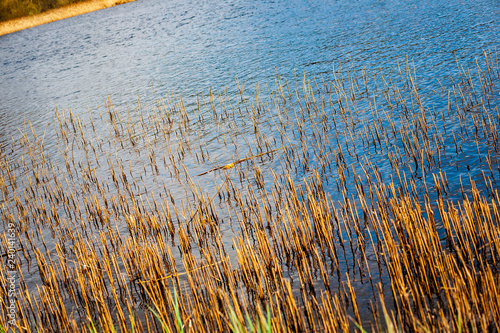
[1, 0, 499, 145]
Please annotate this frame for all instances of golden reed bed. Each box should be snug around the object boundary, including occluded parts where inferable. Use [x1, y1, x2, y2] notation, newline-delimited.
[1, 52, 500, 332]
[0, 0, 135, 36]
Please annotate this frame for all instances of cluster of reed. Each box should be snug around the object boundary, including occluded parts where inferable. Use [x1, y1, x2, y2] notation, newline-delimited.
[1, 50, 500, 332]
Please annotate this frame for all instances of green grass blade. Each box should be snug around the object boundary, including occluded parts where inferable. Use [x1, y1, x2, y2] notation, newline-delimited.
[147, 305, 172, 333]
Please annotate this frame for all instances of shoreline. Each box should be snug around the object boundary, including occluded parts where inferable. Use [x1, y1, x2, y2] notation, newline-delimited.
[0, 0, 136, 36]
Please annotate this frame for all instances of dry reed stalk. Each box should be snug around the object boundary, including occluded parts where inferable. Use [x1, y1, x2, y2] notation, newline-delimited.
[1, 52, 500, 332]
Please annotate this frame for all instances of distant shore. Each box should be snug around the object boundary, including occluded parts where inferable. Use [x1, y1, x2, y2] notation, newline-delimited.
[0, 0, 136, 36]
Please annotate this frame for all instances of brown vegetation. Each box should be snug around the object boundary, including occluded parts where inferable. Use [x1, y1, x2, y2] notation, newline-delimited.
[1, 50, 500, 332]
[0, 0, 135, 36]
[0, 0, 98, 21]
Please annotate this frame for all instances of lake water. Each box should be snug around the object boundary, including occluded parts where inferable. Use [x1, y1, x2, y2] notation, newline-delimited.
[1, 0, 499, 144]
[1, 0, 500, 330]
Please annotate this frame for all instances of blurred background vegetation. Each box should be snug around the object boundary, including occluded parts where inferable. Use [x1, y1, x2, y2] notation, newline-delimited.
[0, 0, 89, 22]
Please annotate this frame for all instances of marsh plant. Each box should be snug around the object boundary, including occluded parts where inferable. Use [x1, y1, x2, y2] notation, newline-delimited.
[1, 50, 500, 332]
